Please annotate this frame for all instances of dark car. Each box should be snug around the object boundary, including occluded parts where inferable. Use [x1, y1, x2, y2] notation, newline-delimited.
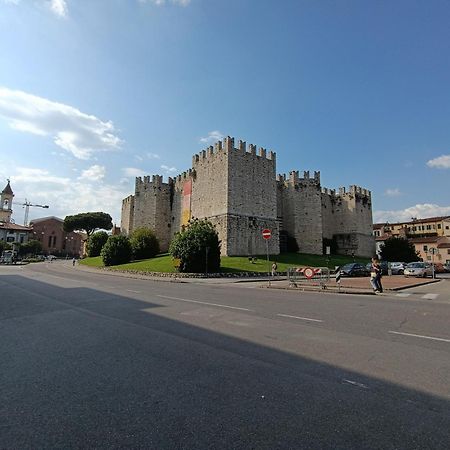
[340, 263, 370, 277]
[365, 261, 389, 275]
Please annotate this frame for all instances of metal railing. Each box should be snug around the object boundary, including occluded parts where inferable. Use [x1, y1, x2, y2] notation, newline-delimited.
[287, 267, 331, 289]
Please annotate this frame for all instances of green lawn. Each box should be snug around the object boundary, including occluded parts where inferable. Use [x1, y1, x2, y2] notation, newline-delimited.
[80, 253, 367, 273]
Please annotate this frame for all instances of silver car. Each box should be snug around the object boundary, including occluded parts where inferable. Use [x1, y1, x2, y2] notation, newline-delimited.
[404, 262, 432, 278]
[389, 262, 407, 275]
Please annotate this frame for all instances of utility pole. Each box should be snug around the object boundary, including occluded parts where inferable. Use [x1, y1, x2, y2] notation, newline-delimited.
[22, 200, 49, 226]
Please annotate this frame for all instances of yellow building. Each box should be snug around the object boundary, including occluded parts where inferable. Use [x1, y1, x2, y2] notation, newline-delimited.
[373, 216, 450, 263]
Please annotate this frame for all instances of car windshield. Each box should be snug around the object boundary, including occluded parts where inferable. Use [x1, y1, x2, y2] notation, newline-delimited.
[341, 264, 356, 270]
[407, 263, 423, 268]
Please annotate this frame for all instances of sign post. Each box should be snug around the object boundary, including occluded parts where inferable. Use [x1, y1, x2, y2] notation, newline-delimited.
[262, 229, 272, 286]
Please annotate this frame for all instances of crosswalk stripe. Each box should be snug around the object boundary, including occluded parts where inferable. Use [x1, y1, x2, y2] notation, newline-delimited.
[396, 293, 411, 297]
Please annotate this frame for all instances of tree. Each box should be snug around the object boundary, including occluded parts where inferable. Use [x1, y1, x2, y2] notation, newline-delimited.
[18, 239, 42, 256]
[380, 237, 420, 262]
[130, 227, 160, 260]
[101, 235, 132, 266]
[169, 218, 221, 273]
[0, 240, 12, 254]
[87, 231, 109, 257]
[63, 212, 112, 238]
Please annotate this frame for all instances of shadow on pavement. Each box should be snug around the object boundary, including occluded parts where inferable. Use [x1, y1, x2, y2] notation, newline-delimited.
[1, 274, 449, 449]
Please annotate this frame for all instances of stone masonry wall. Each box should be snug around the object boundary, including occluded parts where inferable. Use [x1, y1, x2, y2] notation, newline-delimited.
[279, 171, 323, 255]
[120, 195, 134, 236]
[226, 138, 278, 255]
[120, 136, 374, 258]
[133, 176, 172, 251]
[321, 185, 375, 257]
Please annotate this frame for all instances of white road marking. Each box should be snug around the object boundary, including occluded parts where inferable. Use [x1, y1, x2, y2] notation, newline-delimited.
[126, 290, 141, 294]
[396, 293, 411, 297]
[342, 379, 369, 389]
[277, 313, 323, 323]
[156, 295, 253, 311]
[389, 330, 450, 343]
[422, 293, 438, 300]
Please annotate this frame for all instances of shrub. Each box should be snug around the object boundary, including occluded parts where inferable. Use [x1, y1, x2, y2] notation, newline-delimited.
[101, 235, 132, 266]
[130, 227, 160, 260]
[87, 231, 109, 257]
[169, 218, 220, 273]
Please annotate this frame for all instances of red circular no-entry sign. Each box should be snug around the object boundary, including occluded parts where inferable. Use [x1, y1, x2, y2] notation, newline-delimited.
[262, 229, 271, 240]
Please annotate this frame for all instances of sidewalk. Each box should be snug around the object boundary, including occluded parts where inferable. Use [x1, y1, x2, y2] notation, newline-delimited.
[75, 263, 441, 293]
[267, 274, 441, 294]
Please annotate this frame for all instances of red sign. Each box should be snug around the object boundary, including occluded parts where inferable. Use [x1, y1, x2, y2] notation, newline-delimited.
[262, 229, 271, 240]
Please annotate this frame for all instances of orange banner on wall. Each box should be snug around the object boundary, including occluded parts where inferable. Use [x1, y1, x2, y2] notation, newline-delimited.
[182, 180, 192, 226]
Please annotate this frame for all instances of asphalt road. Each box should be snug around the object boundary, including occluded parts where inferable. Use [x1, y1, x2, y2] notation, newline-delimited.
[1, 261, 449, 449]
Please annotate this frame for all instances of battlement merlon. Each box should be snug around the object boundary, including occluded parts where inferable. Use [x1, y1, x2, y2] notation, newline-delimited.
[135, 174, 171, 191]
[191, 136, 276, 166]
[122, 195, 135, 204]
[282, 170, 321, 186]
[337, 185, 371, 198]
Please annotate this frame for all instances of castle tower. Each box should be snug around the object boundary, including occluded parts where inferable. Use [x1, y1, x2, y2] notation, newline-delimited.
[277, 171, 323, 254]
[190, 137, 279, 255]
[127, 175, 173, 252]
[0, 180, 14, 223]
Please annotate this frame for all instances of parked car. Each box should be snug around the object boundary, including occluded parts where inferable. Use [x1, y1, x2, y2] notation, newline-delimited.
[404, 262, 433, 278]
[340, 263, 370, 277]
[46, 255, 57, 261]
[389, 262, 407, 275]
[434, 263, 447, 274]
[365, 260, 389, 275]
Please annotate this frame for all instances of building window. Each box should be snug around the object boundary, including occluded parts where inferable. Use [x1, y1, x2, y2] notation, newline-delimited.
[438, 224, 441, 229]
[424, 245, 428, 251]
[413, 226, 416, 231]
[426, 225, 431, 230]
[48, 236, 52, 247]
[448, 249, 450, 255]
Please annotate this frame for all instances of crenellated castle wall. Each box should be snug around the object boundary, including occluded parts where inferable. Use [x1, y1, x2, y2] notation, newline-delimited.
[321, 185, 374, 257]
[121, 136, 375, 258]
[277, 170, 323, 254]
[120, 195, 134, 236]
[131, 175, 172, 251]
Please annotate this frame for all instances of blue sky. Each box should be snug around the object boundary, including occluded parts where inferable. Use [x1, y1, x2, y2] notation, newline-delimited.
[1, 0, 449, 226]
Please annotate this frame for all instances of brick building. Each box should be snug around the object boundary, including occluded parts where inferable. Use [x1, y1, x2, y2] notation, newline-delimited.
[30, 216, 83, 257]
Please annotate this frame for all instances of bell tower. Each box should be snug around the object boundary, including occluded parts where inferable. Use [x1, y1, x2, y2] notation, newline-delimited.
[0, 179, 14, 223]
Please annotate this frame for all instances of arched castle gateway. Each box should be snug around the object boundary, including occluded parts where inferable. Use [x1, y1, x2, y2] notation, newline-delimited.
[121, 137, 375, 257]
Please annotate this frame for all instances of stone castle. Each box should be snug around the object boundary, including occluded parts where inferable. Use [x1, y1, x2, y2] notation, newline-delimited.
[121, 137, 375, 257]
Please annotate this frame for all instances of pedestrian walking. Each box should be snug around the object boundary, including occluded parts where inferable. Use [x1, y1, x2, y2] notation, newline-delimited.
[271, 262, 277, 277]
[370, 257, 383, 293]
[72, 257, 76, 267]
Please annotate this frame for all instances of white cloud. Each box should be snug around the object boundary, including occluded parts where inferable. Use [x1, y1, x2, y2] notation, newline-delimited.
[79, 165, 106, 181]
[123, 167, 145, 177]
[1, 0, 68, 16]
[48, 0, 68, 17]
[384, 188, 402, 197]
[147, 152, 160, 159]
[427, 154, 450, 169]
[161, 164, 177, 174]
[199, 130, 225, 144]
[374, 203, 450, 223]
[12, 167, 71, 186]
[0, 87, 122, 160]
[8, 168, 128, 224]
